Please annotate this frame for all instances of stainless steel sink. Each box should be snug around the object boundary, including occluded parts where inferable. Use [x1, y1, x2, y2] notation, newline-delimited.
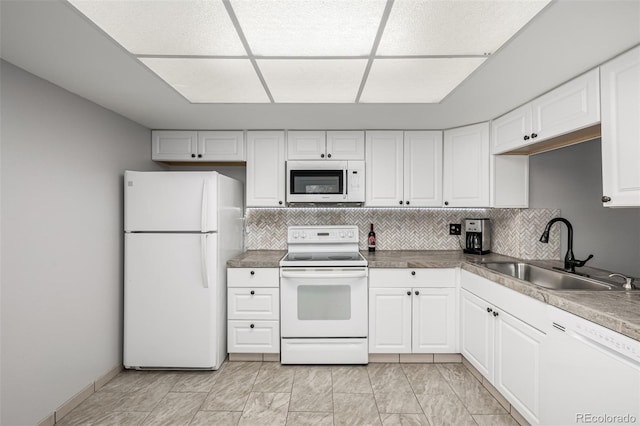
[480, 262, 620, 291]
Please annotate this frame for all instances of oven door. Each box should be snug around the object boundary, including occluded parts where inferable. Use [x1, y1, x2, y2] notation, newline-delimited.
[280, 267, 368, 338]
[286, 161, 347, 203]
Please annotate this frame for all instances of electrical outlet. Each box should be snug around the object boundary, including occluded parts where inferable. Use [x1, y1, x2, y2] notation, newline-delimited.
[449, 223, 461, 235]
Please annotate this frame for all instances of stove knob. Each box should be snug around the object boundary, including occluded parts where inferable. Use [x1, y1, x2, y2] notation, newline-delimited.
[348, 231, 354, 238]
[340, 232, 345, 238]
[301, 232, 306, 239]
[293, 231, 299, 239]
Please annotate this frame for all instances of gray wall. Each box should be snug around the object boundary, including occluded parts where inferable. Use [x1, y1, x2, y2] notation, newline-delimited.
[529, 138, 640, 277]
[0, 60, 161, 426]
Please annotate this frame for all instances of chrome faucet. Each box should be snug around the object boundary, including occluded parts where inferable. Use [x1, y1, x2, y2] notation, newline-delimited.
[539, 217, 594, 274]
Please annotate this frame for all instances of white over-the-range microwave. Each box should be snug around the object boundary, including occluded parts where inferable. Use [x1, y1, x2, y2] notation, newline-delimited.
[286, 160, 365, 205]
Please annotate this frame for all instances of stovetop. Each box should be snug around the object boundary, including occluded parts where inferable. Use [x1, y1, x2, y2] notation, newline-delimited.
[280, 225, 368, 267]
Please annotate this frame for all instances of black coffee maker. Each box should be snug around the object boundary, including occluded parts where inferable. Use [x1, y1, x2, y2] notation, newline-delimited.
[463, 218, 491, 255]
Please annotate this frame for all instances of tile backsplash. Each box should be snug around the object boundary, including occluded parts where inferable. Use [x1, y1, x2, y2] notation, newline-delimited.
[245, 207, 561, 260]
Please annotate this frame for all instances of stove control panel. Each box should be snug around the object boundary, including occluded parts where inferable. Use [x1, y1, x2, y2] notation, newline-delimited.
[288, 225, 358, 244]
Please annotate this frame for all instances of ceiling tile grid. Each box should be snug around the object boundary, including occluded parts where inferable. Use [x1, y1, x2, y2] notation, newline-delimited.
[67, 0, 552, 104]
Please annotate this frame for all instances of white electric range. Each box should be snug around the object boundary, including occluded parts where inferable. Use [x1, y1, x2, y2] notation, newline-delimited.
[279, 225, 368, 364]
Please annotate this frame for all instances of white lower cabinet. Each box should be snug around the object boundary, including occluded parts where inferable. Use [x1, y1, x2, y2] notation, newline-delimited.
[460, 270, 546, 425]
[369, 269, 457, 354]
[227, 268, 279, 354]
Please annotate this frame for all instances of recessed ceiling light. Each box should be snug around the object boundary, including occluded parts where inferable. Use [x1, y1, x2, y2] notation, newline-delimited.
[360, 58, 486, 103]
[140, 58, 269, 103]
[230, 0, 387, 56]
[378, 0, 552, 56]
[258, 59, 368, 103]
[68, 0, 246, 56]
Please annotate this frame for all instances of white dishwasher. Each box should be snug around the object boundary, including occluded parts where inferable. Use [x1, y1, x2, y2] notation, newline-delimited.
[541, 306, 640, 425]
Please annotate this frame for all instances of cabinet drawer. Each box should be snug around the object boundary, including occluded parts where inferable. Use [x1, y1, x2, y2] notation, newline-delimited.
[369, 268, 456, 288]
[228, 268, 279, 287]
[228, 321, 280, 353]
[228, 288, 279, 320]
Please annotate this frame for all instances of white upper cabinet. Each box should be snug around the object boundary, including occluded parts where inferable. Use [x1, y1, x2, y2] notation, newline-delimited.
[326, 131, 365, 160]
[286, 131, 326, 160]
[246, 131, 286, 207]
[151, 131, 198, 161]
[287, 130, 364, 160]
[366, 130, 443, 207]
[197, 131, 245, 161]
[492, 69, 600, 154]
[404, 131, 443, 207]
[366, 131, 405, 207]
[152, 130, 245, 162]
[600, 46, 640, 207]
[443, 123, 490, 207]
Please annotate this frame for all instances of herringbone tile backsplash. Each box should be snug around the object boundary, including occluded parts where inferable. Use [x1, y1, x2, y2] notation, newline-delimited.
[245, 208, 561, 260]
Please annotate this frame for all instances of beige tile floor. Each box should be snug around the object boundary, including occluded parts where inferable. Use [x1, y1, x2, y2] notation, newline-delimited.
[57, 361, 523, 426]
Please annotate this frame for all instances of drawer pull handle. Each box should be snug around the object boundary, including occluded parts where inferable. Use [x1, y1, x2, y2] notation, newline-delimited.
[250, 290, 255, 295]
[250, 324, 255, 328]
[411, 271, 416, 276]
[250, 270, 255, 275]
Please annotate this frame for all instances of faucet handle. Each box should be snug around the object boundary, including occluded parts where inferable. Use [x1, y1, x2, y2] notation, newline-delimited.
[571, 254, 594, 268]
[609, 273, 636, 290]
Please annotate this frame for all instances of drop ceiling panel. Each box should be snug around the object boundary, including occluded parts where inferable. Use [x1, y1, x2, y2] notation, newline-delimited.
[377, 0, 552, 56]
[140, 58, 269, 103]
[230, 0, 387, 56]
[68, 0, 246, 56]
[361, 58, 486, 103]
[258, 59, 368, 103]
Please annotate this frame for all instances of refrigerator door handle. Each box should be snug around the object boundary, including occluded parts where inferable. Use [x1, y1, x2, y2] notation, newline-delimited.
[200, 178, 208, 233]
[201, 234, 209, 288]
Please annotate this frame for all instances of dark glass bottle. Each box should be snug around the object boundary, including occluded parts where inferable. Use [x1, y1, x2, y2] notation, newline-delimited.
[368, 223, 376, 252]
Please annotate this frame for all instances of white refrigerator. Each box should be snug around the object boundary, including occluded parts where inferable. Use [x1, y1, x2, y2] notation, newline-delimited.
[123, 171, 243, 369]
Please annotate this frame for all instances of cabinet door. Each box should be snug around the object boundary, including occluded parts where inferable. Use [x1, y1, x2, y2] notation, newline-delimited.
[491, 104, 532, 155]
[369, 288, 412, 353]
[412, 287, 457, 353]
[246, 131, 286, 207]
[326, 131, 365, 160]
[494, 309, 545, 425]
[198, 131, 245, 161]
[531, 68, 600, 142]
[443, 123, 490, 207]
[287, 131, 326, 160]
[151, 131, 198, 161]
[365, 131, 404, 207]
[404, 131, 443, 207]
[460, 289, 494, 381]
[600, 46, 640, 207]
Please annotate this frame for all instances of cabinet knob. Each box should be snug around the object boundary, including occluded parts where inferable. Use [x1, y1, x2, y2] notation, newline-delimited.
[444, 201, 449, 206]
[602, 196, 611, 203]
[250, 324, 255, 328]
[250, 290, 255, 295]
[487, 307, 493, 313]
[399, 200, 403, 205]
[493, 311, 499, 317]
[407, 291, 411, 296]
[531, 133, 538, 139]
[321, 154, 325, 158]
[414, 290, 420, 296]
[411, 271, 416, 276]
[191, 154, 196, 158]
[405, 201, 410, 205]
[197, 154, 202, 158]
[250, 270, 255, 275]
[524, 135, 530, 141]
[279, 201, 283, 205]
[327, 153, 332, 158]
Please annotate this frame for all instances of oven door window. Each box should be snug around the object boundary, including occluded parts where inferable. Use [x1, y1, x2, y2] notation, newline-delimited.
[290, 170, 343, 195]
[297, 285, 351, 320]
